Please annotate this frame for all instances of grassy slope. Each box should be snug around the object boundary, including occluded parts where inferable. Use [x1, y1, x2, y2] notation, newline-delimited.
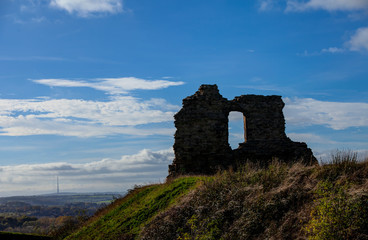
[65, 176, 205, 240]
[64, 153, 368, 240]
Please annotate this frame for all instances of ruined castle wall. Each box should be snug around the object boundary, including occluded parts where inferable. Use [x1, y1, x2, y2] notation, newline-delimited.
[168, 84, 317, 177]
[231, 95, 287, 141]
[172, 85, 232, 174]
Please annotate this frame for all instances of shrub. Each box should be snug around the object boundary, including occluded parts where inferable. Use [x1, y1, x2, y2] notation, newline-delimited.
[305, 181, 368, 240]
[316, 150, 361, 181]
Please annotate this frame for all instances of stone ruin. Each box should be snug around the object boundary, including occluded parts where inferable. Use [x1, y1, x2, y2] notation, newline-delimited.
[168, 84, 317, 177]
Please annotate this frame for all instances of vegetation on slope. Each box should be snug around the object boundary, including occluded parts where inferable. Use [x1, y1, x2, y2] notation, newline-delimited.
[64, 176, 204, 240]
[63, 151, 368, 240]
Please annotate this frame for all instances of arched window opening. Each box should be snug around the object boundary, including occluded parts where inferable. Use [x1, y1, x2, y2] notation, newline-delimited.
[228, 111, 246, 149]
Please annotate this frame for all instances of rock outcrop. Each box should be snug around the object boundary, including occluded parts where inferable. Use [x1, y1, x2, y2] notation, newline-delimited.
[168, 84, 317, 177]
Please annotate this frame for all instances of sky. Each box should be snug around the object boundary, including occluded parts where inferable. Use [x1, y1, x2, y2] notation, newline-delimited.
[0, 0, 368, 197]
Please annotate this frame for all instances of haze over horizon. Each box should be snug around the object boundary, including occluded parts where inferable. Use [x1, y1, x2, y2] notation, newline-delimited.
[0, 0, 368, 197]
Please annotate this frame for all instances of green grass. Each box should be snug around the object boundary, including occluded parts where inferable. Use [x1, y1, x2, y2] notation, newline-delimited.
[65, 176, 204, 240]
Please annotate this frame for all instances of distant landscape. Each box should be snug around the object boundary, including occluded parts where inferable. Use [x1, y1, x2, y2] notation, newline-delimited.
[0, 193, 121, 235]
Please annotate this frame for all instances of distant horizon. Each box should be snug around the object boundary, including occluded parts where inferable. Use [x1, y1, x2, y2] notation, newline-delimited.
[0, 191, 125, 199]
[1, 0, 368, 196]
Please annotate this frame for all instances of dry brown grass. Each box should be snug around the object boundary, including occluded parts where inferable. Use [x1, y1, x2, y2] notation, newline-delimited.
[140, 153, 368, 240]
[60, 151, 368, 240]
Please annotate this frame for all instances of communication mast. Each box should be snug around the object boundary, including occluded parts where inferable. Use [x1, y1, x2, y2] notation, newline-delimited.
[57, 176, 60, 194]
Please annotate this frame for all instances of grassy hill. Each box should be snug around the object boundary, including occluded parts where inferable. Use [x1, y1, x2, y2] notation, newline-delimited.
[60, 151, 368, 240]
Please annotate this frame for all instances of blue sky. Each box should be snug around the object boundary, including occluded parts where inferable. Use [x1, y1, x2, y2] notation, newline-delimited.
[0, 0, 368, 196]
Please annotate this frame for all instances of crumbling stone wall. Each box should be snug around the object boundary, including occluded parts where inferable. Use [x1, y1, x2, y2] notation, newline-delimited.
[168, 84, 317, 177]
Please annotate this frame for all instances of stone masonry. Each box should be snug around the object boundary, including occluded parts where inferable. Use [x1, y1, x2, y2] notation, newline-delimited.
[168, 84, 317, 177]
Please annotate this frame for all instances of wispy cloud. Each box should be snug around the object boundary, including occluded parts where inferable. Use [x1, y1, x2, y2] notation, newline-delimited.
[287, 133, 338, 145]
[31, 16, 46, 23]
[298, 47, 345, 56]
[0, 77, 183, 137]
[284, 97, 368, 130]
[237, 84, 294, 94]
[33, 77, 185, 95]
[321, 47, 345, 54]
[258, 0, 285, 11]
[286, 0, 368, 12]
[259, 0, 368, 12]
[0, 148, 173, 196]
[49, 0, 123, 17]
[259, 0, 276, 11]
[0, 96, 178, 137]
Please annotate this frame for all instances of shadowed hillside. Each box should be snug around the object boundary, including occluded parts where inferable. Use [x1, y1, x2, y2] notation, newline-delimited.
[59, 151, 368, 240]
[0, 231, 51, 240]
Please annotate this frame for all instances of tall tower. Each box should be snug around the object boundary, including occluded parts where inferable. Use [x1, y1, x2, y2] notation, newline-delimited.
[57, 176, 60, 194]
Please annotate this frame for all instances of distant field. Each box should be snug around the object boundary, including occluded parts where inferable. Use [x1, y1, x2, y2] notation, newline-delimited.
[0, 193, 123, 206]
[0, 192, 125, 235]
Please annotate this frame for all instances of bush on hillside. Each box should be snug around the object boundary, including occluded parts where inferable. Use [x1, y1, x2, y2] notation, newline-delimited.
[305, 181, 368, 240]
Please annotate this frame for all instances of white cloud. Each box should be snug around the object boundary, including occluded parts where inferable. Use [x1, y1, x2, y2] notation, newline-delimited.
[284, 97, 368, 130]
[298, 47, 344, 56]
[33, 77, 185, 95]
[0, 148, 173, 196]
[301, 30, 368, 55]
[229, 111, 244, 121]
[259, 0, 275, 11]
[286, 0, 368, 12]
[49, 0, 123, 17]
[321, 47, 345, 53]
[287, 133, 338, 144]
[31, 16, 46, 23]
[0, 96, 178, 137]
[348, 27, 368, 51]
[258, 0, 285, 11]
[0, 77, 183, 137]
[279, 1, 368, 54]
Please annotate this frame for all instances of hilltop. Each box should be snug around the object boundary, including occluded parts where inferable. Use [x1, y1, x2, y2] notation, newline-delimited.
[58, 151, 368, 240]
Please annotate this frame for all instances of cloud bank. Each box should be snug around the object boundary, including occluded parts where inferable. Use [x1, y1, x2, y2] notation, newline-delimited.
[0, 148, 173, 196]
[284, 97, 368, 130]
[0, 77, 183, 137]
[0, 96, 178, 137]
